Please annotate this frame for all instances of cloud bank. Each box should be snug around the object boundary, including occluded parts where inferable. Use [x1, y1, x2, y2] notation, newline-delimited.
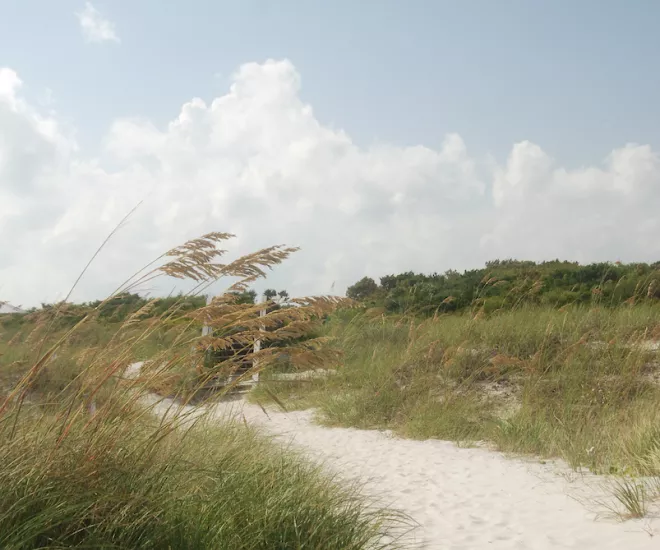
[1, 60, 658, 307]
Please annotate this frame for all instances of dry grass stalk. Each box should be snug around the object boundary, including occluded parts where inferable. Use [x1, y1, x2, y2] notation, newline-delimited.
[2, 232, 352, 422]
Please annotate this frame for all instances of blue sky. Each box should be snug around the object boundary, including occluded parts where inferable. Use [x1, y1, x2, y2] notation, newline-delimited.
[1, 1, 659, 306]
[3, 0, 659, 164]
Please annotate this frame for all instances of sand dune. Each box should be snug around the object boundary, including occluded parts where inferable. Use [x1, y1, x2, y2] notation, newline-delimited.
[133, 364, 659, 549]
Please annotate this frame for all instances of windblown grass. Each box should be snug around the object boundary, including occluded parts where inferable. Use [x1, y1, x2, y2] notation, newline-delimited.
[0, 233, 404, 549]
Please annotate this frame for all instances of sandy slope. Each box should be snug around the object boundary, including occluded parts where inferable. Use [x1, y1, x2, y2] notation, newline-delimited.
[132, 365, 659, 549]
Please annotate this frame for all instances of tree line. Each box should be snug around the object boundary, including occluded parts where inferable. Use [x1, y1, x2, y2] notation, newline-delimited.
[346, 259, 660, 314]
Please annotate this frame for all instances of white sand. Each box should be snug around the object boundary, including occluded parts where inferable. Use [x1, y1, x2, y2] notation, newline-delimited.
[132, 364, 660, 549]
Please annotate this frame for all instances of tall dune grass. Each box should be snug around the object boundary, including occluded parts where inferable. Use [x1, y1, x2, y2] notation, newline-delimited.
[0, 408, 399, 549]
[0, 233, 404, 549]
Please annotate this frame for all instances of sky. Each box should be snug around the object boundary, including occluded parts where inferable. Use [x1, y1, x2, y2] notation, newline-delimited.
[1, 0, 659, 307]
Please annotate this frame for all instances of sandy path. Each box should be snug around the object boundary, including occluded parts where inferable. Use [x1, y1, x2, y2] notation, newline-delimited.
[130, 365, 659, 549]
[144, 398, 657, 549]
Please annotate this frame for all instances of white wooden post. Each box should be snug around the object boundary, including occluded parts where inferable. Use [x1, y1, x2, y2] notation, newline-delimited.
[252, 307, 266, 383]
[202, 294, 212, 337]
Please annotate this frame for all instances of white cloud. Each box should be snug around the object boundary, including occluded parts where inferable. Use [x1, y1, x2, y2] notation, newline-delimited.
[76, 2, 120, 44]
[1, 59, 659, 307]
[0, 68, 22, 99]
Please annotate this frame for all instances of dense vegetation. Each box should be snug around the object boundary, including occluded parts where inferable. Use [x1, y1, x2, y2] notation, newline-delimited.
[347, 260, 660, 314]
[10, 290, 258, 328]
[0, 413, 399, 549]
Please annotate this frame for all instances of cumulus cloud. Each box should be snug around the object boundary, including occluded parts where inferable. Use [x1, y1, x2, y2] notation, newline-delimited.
[76, 2, 120, 44]
[1, 59, 659, 307]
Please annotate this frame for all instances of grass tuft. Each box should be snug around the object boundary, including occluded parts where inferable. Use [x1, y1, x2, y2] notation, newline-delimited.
[610, 478, 649, 519]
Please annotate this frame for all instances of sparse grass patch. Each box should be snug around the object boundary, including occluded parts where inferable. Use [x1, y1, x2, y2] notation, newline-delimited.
[611, 477, 649, 519]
